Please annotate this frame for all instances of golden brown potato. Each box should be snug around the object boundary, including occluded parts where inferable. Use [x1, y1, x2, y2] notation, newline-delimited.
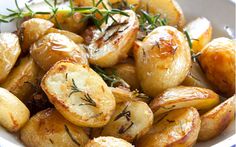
[134, 26, 191, 97]
[107, 62, 140, 90]
[21, 18, 54, 52]
[199, 37, 236, 97]
[41, 60, 116, 127]
[109, 0, 141, 10]
[34, 11, 85, 33]
[0, 88, 29, 132]
[30, 33, 88, 71]
[46, 28, 84, 44]
[85, 136, 133, 147]
[0, 33, 21, 82]
[20, 108, 89, 147]
[140, 0, 185, 29]
[198, 95, 235, 141]
[88, 10, 139, 67]
[100, 101, 153, 142]
[110, 87, 150, 103]
[0, 56, 41, 102]
[150, 86, 220, 117]
[136, 107, 201, 147]
[184, 17, 212, 53]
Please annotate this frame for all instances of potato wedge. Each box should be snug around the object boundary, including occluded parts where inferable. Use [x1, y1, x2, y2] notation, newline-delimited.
[0, 88, 29, 132]
[46, 28, 84, 44]
[100, 101, 153, 142]
[150, 86, 220, 117]
[136, 107, 201, 147]
[41, 60, 116, 127]
[0, 33, 21, 82]
[109, 0, 141, 10]
[199, 37, 236, 97]
[87, 10, 139, 67]
[0, 56, 41, 102]
[184, 17, 212, 53]
[198, 95, 235, 141]
[20, 18, 54, 52]
[110, 87, 150, 103]
[20, 108, 89, 147]
[85, 136, 133, 147]
[134, 26, 191, 97]
[140, 0, 185, 29]
[30, 33, 88, 71]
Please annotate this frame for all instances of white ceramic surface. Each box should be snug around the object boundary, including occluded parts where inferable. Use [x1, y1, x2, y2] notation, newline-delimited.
[0, 0, 235, 147]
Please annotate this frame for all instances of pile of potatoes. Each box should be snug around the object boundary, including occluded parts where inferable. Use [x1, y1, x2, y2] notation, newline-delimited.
[0, 0, 235, 146]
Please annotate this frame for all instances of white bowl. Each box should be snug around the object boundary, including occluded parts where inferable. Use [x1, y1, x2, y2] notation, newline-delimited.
[0, 0, 235, 146]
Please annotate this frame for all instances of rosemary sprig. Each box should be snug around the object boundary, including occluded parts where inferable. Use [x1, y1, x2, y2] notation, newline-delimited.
[118, 121, 134, 134]
[69, 79, 82, 97]
[64, 125, 81, 146]
[114, 104, 131, 121]
[92, 66, 130, 88]
[111, 0, 136, 10]
[79, 93, 97, 107]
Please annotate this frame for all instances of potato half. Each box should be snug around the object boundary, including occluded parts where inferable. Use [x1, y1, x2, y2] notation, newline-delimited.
[140, 0, 185, 29]
[0, 33, 21, 82]
[85, 136, 133, 147]
[136, 107, 201, 147]
[199, 37, 236, 97]
[100, 101, 153, 142]
[87, 10, 139, 67]
[30, 33, 88, 71]
[0, 56, 41, 102]
[41, 60, 116, 127]
[134, 26, 191, 97]
[198, 95, 235, 141]
[21, 18, 54, 52]
[0, 88, 29, 132]
[184, 17, 212, 53]
[20, 108, 89, 147]
[150, 86, 220, 117]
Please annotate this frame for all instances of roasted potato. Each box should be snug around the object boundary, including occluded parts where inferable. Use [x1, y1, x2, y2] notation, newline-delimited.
[134, 26, 191, 97]
[184, 17, 212, 53]
[46, 28, 84, 44]
[0, 88, 30, 132]
[140, 0, 185, 29]
[21, 18, 54, 52]
[85, 136, 133, 147]
[109, 0, 141, 10]
[41, 60, 116, 127]
[110, 87, 150, 103]
[0, 33, 21, 83]
[0, 56, 41, 102]
[88, 10, 139, 67]
[136, 107, 201, 147]
[150, 86, 220, 117]
[30, 33, 88, 71]
[20, 108, 89, 147]
[100, 101, 153, 142]
[198, 95, 235, 141]
[107, 62, 140, 90]
[199, 37, 236, 97]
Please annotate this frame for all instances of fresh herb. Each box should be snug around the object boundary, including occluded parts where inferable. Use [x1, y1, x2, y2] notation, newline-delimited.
[118, 121, 134, 134]
[79, 93, 97, 107]
[111, 0, 136, 10]
[69, 78, 82, 97]
[114, 105, 131, 121]
[92, 66, 130, 88]
[132, 89, 151, 103]
[64, 125, 81, 146]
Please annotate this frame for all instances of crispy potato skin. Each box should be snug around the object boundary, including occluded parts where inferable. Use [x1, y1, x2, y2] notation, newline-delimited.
[21, 18, 54, 52]
[134, 26, 191, 97]
[136, 107, 201, 147]
[101, 101, 153, 142]
[20, 108, 89, 147]
[0, 88, 30, 132]
[150, 86, 220, 116]
[30, 33, 88, 71]
[199, 38, 236, 97]
[140, 0, 185, 29]
[85, 136, 133, 147]
[198, 96, 235, 141]
[184, 17, 212, 53]
[0, 56, 41, 102]
[88, 10, 139, 67]
[0, 33, 21, 82]
[41, 60, 116, 127]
